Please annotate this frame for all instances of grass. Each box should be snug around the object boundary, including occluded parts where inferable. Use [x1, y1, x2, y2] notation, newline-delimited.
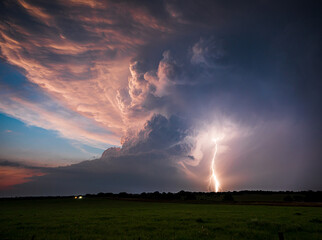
[0, 198, 321, 240]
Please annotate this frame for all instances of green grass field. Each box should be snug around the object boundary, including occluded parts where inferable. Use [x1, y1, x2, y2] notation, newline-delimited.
[1, 198, 321, 240]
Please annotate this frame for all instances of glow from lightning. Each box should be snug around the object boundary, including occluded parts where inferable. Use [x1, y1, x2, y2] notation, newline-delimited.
[208, 138, 220, 192]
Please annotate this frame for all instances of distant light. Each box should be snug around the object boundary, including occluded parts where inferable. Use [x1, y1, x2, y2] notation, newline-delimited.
[78, 196, 83, 199]
[74, 196, 77, 199]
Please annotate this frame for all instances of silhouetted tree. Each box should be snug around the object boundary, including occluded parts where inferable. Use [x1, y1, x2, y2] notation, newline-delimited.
[283, 195, 293, 202]
[223, 193, 234, 202]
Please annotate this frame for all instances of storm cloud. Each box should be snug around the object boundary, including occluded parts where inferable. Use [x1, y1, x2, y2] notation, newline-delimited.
[0, 0, 321, 195]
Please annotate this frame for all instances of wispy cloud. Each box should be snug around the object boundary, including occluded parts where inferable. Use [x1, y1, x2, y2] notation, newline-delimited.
[0, 0, 172, 146]
[0, 93, 120, 148]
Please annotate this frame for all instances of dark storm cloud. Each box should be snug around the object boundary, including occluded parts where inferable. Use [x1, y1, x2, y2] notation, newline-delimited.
[0, 114, 198, 196]
[0, 153, 193, 196]
[0, 159, 51, 171]
[0, 0, 321, 194]
[121, 114, 190, 153]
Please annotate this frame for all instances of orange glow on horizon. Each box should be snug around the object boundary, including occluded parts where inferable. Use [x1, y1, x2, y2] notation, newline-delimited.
[0, 166, 45, 190]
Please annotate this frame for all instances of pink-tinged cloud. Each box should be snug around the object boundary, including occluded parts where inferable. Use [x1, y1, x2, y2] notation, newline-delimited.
[17, 0, 52, 25]
[0, 0, 174, 146]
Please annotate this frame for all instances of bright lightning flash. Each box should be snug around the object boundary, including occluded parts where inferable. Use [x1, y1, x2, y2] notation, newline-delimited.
[208, 138, 220, 192]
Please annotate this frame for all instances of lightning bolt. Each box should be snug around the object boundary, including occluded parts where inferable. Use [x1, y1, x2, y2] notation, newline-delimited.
[208, 138, 220, 192]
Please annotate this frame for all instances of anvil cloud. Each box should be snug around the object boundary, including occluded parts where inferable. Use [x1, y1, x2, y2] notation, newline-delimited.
[0, 0, 321, 195]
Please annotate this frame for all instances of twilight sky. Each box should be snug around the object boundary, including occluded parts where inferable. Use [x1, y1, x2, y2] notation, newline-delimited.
[0, 0, 321, 196]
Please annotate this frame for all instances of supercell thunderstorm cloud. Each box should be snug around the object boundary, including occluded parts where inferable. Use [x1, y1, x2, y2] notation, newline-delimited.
[0, 0, 321, 196]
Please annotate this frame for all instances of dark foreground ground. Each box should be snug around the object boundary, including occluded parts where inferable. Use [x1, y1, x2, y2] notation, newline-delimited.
[1, 197, 322, 240]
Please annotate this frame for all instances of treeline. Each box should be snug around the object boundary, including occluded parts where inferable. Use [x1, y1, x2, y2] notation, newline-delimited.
[83, 190, 322, 202]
